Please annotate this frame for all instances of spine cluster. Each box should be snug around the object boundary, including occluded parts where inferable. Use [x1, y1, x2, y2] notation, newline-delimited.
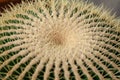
[0, 0, 120, 80]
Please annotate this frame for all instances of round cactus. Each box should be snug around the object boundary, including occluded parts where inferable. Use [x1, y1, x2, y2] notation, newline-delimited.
[0, 0, 120, 80]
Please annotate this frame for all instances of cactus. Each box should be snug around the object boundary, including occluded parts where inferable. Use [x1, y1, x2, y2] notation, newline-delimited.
[0, 0, 120, 80]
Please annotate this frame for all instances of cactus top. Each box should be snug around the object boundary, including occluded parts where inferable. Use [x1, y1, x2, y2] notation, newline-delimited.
[0, 0, 120, 80]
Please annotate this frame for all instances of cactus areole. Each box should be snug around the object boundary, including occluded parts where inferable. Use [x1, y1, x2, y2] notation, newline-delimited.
[0, 0, 120, 80]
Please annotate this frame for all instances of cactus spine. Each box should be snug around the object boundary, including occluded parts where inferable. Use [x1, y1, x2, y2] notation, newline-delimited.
[0, 0, 120, 80]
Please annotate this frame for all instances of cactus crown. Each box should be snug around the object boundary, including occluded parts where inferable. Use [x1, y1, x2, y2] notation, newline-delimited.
[0, 0, 120, 80]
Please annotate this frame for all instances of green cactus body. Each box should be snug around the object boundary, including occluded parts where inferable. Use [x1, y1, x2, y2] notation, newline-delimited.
[0, 0, 120, 80]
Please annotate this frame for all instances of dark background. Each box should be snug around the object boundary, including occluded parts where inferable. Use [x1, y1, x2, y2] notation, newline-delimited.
[88, 0, 120, 17]
[0, 0, 21, 12]
[0, 0, 32, 14]
[0, 0, 120, 17]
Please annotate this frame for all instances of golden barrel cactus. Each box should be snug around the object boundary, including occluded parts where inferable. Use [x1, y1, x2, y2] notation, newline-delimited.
[0, 0, 120, 80]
